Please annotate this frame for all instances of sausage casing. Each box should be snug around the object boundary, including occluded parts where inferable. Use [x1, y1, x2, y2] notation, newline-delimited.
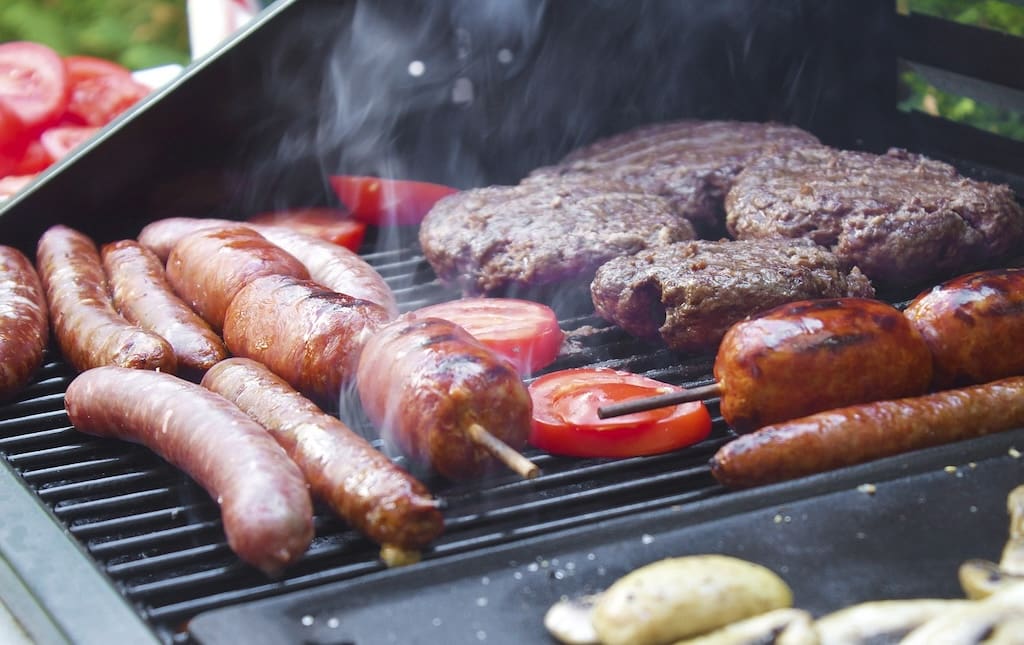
[64, 366, 314, 574]
[715, 297, 933, 433]
[711, 375, 1024, 488]
[0, 245, 49, 401]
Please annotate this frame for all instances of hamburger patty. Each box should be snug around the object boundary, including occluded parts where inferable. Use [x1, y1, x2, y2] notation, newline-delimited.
[530, 120, 819, 236]
[419, 175, 695, 298]
[726, 146, 1024, 289]
[591, 238, 875, 353]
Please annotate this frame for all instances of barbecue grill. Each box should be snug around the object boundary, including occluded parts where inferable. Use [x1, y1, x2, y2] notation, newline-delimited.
[2, 1, 1024, 643]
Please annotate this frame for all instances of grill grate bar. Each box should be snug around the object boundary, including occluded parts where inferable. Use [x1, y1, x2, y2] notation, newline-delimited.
[37, 469, 169, 501]
[107, 543, 233, 577]
[5, 442, 92, 467]
[70, 505, 192, 538]
[54, 487, 177, 518]
[88, 519, 221, 558]
[0, 426, 76, 451]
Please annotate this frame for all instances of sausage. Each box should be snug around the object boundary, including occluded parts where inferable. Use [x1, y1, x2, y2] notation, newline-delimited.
[222, 274, 391, 406]
[101, 240, 227, 374]
[201, 358, 443, 557]
[710, 375, 1024, 488]
[64, 366, 314, 575]
[904, 267, 1024, 389]
[356, 315, 533, 480]
[137, 216, 229, 262]
[0, 245, 49, 401]
[714, 297, 933, 433]
[164, 224, 309, 332]
[36, 225, 176, 374]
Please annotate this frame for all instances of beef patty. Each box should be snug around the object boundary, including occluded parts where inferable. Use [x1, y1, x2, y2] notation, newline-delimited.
[591, 238, 875, 353]
[529, 120, 819, 237]
[419, 175, 695, 298]
[726, 146, 1024, 289]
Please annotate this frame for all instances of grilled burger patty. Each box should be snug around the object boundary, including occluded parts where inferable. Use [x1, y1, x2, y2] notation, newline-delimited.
[590, 238, 875, 352]
[529, 120, 819, 236]
[726, 146, 1024, 289]
[419, 175, 695, 298]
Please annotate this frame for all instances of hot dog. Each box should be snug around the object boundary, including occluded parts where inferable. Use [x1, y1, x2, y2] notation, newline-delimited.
[904, 267, 1024, 389]
[0, 245, 49, 401]
[64, 366, 314, 574]
[710, 375, 1024, 488]
[356, 316, 534, 481]
[164, 224, 309, 333]
[101, 240, 227, 374]
[202, 358, 443, 562]
[36, 225, 176, 373]
[222, 274, 391, 406]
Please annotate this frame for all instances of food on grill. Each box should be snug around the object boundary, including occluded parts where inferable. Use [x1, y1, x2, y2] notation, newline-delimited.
[165, 224, 309, 333]
[725, 146, 1024, 288]
[673, 609, 816, 645]
[328, 175, 459, 226]
[814, 600, 971, 644]
[530, 120, 820, 237]
[222, 274, 391, 407]
[904, 268, 1024, 390]
[138, 216, 227, 261]
[201, 358, 444, 565]
[899, 584, 1024, 645]
[101, 240, 227, 375]
[418, 175, 695, 297]
[36, 225, 176, 373]
[408, 298, 564, 375]
[528, 367, 711, 458]
[710, 375, 1024, 488]
[0, 41, 68, 132]
[0, 245, 48, 401]
[590, 238, 875, 352]
[247, 207, 366, 251]
[64, 366, 315, 576]
[959, 484, 1024, 600]
[356, 316, 538, 480]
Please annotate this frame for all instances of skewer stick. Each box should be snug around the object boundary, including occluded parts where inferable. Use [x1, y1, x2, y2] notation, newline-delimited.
[597, 382, 724, 419]
[467, 422, 540, 479]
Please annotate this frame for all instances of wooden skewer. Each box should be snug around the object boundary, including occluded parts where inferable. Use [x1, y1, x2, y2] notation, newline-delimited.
[466, 422, 540, 480]
[597, 382, 724, 419]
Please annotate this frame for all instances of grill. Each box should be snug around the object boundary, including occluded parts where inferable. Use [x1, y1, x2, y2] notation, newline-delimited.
[2, 1, 1024, 643]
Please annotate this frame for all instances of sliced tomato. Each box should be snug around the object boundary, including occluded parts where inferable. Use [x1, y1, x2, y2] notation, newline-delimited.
[11, 139, 52, 174]
[0, 42, 68, 131]
[64, 55, 133, 85]
[0, 101, 29, 177]
[528, 368, 712, 458]
[66, 73, 150, 127]
[410, 298, 563, 375]
[247, 208, 367, 251]
[329, 175, 458, 226]
[0, 174, 36, 200]
[39, 125, 99, 162]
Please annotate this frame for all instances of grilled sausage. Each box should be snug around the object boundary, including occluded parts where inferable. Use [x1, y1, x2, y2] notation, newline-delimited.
[36, 225, 176, 373]
[101, 240, 227, 374]
[222, 274, 390, 406]
[64, 366, 314, 575]
[138, 216, 227, 261]
[715, 297, 933, 433]
[165, 224, 309, 333]
[202, 358, 443, 558]
[904, 267, 1024, 389]
[711, 375, 1024, 488]
[0, 245, 49, 401]
[356, 316, 533, 480]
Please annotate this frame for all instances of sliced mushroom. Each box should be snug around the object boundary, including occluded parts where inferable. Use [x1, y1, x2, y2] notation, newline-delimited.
[999, 485, 1024, 575]
[959, 559, 1024, 601]
[899, 584, 1024, 645]
[672, 608, 818, 645]
[544, 594, 601, 645]
[814, 599, 971, 645]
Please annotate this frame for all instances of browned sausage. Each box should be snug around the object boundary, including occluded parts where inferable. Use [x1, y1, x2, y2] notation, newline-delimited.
[101, 240, 227, 374]
[202, 358, 443, 557]
[356, 316, 533, 480]
[715, 298, 933, 433]
[0, 245, 49, 401]
[64, 366, 314, 574]
[711, 375, 1024, 488]
[164, 224, 309, 333]
[222, 274, 391, 406]
[904, 268, 1024, 389]
[138, 216, 230, 261]
[36, 225, 176, 374]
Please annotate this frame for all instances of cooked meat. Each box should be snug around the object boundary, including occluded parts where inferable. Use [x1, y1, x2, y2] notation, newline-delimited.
[726, 146, 1024, 289]
[591, 238, 875, 352]
[529, 120, 819, 237]
[419, 175, 695, 298]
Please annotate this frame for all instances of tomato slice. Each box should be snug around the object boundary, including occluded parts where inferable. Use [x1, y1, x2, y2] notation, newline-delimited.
[247, 208, 367, 251]
[528, 368, 712, 458]
[0, 42, 68, 131]
[39, 125, 100, 162]
[11, 139, 52, 175]
[64, 56, 133, 85]
[0, 174, 36, 200]
[66, 72, 150, 126]
[329, 175, 458, 226]
[409, 298, 563, 375]
[0, 101, 29, 177]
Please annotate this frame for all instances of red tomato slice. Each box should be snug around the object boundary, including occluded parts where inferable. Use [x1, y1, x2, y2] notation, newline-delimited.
[0, 174, 36, 200]
[528, 368, 712, 458]
[247, 208, 367, 251]
[64, 55, 133, 85]
[0, 42, 68, 131]
[329, 175, 458, 226]
[39, 125, 99, 162]
[0, 101, 29, 177]
[409, 298, 563, 375]
[11, 139, 52, 174]
[66, 73, 150, 127]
